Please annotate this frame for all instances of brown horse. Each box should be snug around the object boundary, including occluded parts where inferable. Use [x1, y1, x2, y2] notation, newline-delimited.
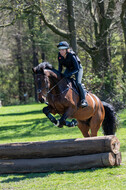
[32, 62, 117, 137]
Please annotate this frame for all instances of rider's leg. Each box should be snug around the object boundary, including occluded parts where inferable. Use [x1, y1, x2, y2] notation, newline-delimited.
[75, 65, 88, 107]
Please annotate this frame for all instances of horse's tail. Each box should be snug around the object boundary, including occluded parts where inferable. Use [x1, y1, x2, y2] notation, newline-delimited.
[102, 101, 117, 135]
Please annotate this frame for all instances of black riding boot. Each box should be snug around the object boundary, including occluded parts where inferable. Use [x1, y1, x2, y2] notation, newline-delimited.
[77, 83, 88, 108]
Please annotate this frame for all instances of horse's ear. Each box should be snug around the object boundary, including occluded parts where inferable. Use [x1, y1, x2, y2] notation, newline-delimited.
[40, 67, 44, 74]
[32, 66, 44, 74]
[32, 67, 36, 73]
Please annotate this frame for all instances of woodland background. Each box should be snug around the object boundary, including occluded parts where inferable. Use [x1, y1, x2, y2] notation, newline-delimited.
[0, 0, 126, 110]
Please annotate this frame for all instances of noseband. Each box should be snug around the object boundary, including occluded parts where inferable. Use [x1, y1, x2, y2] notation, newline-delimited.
[36, 74, 49, 98]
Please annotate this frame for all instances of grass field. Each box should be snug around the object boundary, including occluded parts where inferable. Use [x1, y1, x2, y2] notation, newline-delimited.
[0, 103, 126, 190]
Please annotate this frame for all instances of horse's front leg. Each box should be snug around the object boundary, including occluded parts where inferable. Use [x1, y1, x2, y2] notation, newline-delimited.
[43, 106, 77, 128]
[58, 108, 76, 128]
[43, 106, 58, 125]
[65, 119, 77, 127]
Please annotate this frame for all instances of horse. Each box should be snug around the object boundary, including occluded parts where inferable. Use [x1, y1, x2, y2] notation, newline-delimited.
[32, 62, 117, 137]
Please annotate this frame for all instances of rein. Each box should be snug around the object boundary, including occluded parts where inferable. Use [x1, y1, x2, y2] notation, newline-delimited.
[36, 74, 67, 99]
[46, 77, 66, 95]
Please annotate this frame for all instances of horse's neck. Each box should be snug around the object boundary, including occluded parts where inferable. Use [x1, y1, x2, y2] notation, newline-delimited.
[47, 70, 67, 94]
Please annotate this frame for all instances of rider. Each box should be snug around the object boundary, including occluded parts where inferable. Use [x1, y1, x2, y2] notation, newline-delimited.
[57, 41, 88, 108]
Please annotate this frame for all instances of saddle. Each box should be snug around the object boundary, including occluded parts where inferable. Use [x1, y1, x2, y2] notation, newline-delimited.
[67, 78, 86, 95]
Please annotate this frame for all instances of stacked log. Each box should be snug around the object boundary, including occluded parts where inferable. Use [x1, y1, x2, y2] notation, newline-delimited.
[0, 135, 121, 174]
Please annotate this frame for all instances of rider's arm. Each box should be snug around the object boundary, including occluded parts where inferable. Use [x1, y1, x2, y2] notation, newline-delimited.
[67, 55, 79, 77]
[58, 53, 63, 73]
[58, 62, 62, 73]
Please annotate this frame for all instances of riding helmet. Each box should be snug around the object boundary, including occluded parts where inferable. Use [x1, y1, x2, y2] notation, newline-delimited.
[57, 41, 69, 49]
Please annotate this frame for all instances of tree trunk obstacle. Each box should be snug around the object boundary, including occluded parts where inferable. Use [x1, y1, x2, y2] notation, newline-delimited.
[0, 135, 121, 174]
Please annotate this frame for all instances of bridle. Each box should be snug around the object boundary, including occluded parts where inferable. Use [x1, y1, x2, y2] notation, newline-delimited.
[36, 74, 49, 98]
[36, 73, 66, 100]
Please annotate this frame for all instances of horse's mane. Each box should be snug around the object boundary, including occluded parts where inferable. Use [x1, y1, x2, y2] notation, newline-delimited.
[38, 62, 61, 76]
[38, 62, 54, 70]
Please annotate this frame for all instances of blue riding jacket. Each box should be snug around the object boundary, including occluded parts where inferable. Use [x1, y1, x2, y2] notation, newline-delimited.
[58, 52, 80, 77]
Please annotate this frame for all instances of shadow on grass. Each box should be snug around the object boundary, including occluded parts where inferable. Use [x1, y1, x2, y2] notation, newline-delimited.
[0, 116, 78, 142]
[0, 167, 113, 183]
[120, 138, 126, 153]
[117, 119, 126, 153]
[0, 110, 42, 117]
[0, 117, 49, 131]
[122, 119, 126, 127]
[0, 119, 51, 140]
[120, 146, 126, 153]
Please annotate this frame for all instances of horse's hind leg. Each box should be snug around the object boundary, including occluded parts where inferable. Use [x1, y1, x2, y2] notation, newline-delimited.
[77, 120, 90, 137]
[90, 112, 104, 137]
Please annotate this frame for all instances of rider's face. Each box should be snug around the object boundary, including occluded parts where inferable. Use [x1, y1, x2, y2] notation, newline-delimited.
[59, 49, 67, 57]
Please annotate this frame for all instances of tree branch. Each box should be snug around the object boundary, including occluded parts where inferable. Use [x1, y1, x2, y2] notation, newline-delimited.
[0, 6, 13, 11]
[0, 18, 16, 28]
[89, 1, 99, 39]
[77, 37, 98, 54]
[120, 0, 126, 44]
[120, 0, 126, 16]
[0, 3, 70, 38]
[24, 3, 70, 38]
[120, 0, 126, 24]
[39, 11, 70, 39]
[36, 1, 70, 39]
[0, 5, 15, 28]
[105, 0, 116, 29]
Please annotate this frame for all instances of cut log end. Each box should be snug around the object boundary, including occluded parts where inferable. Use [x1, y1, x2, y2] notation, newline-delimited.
[110, 136, 120, 154]
[101, 152, 115, 166]
[115, 152, 122, 166]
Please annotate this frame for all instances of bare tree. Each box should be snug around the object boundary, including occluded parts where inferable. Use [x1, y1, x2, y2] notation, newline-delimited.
[15, 20, 26, 103]
[28, 14, 39, 101]
[120, 0, 126, 74]
[120, 0, 126, 103]
[0, 0, 125, 102]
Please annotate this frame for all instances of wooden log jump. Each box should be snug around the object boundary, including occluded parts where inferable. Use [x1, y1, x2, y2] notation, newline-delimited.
[0, 152, 121, 174]
[0, 135, 120, 159]
[0, 136, 121, 174]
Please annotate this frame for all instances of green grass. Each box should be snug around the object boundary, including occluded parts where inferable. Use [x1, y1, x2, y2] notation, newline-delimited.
[0, 103, 86, 143]
[0, 103, 126, 190]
